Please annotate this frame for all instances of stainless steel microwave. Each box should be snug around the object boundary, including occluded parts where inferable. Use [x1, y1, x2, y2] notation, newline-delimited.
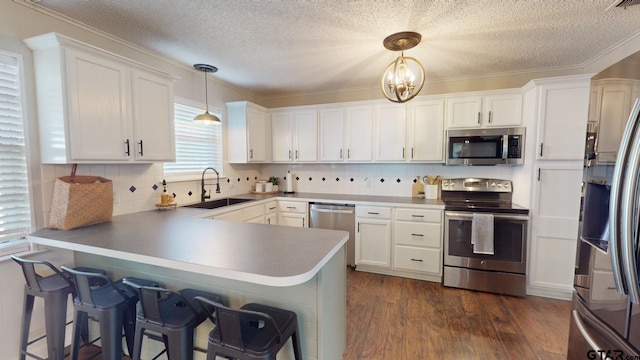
[445, 127, 525, 166]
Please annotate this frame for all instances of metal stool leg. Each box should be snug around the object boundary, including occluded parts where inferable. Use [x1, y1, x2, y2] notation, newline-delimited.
[18, 292, 34, 360]
[69, 310, 86, 360]
[43, 291, 70, 360]
[100, 309, 125, 360]
[167, 328, 194, 360]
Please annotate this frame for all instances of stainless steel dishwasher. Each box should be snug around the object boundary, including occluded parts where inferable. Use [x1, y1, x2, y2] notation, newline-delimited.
[309, 203, 356, 267]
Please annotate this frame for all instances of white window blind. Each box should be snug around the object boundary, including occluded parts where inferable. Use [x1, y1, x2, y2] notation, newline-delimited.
[164, 102, 223, 177]
[0, 51, 31, 255]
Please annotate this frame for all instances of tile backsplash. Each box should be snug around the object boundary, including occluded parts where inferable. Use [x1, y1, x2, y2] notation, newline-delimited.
[41, 163, 261, 220]
[40, 162, 524, 221]
[262, 163, 516, 197]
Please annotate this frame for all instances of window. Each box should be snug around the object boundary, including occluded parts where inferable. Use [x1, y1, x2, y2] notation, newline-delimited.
[0, 51, 31, 256]
[164, 100, 223, 180]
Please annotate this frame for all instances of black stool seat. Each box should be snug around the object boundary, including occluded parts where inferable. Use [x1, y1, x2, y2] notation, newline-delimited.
[61, 266, 157, 360]
[194, 297, 303, 360]
[122, 279, 227, 360]
[12, 255, 75, 360]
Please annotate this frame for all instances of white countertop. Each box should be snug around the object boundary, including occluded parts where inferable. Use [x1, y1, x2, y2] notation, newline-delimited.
[29, 207, 348, 287]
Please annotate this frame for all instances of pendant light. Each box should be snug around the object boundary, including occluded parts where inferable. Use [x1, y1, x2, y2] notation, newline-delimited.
[193, 64, 221, 124]
[380, 32, 425, 103]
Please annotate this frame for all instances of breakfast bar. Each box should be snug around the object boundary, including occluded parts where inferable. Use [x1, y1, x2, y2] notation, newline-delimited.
[28, 208, 348, 360]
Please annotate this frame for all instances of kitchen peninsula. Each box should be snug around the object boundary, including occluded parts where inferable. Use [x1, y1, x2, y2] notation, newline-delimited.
[28, 208, 348, 360]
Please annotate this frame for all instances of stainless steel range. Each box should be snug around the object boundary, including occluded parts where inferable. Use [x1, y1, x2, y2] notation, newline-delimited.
[441, 178, 529, 297]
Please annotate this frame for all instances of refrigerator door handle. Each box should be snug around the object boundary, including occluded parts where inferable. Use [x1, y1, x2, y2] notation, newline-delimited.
[571, 310, 604, 351]
[609, 101, 640, 295]
[619, 99, 640, 303]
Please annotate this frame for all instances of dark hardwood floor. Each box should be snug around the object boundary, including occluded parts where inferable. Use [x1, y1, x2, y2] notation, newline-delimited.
[74, 268, 572, 360]
[344, 269, 572, 360]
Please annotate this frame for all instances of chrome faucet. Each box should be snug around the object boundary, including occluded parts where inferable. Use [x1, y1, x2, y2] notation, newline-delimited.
[201, 167, 220, 202]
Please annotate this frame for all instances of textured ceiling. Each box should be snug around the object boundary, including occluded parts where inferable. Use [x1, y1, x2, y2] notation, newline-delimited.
[27, 0, 640, 98]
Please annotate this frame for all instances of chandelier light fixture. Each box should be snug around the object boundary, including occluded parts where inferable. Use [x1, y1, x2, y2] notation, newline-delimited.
[193, 63, 221, 124]
[380, 31, 425, 103]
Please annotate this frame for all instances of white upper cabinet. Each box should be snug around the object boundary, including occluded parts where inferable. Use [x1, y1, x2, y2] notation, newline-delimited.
[271, 107, 318, 162]
[344, 104, 374, 162]
[227, 101, 270, 163]
[446, 91, 522, 129]
[318, 107, 345, 162]
[271, 111, 294, 162]
[25, 33, 176, 164]
[533, 76, 590, 161]
[131, 70, 175, 161]
[590, 79, 640, 159]
[64, 48, 130, 161]
[406, 99, 445, 162]
[375, 102, 406, 161]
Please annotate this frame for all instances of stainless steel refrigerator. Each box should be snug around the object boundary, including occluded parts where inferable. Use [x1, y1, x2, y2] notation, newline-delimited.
[568, 99, 640, 358]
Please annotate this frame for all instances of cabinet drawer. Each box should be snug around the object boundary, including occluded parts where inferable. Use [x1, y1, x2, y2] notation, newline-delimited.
[265, 201, 278, 213]
[278, 201, 307, 213]
[396, 208, 441, 222]
[394, 246, 441, 274]
[356, 206, 392, 219]
[395, 222, 441, 248]
[243, 204, 264, 219]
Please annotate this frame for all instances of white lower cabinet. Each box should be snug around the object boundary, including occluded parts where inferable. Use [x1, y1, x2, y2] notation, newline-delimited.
[356, 205, 444, 282]
[265, 201, 278, 225]
[356, 218, 391, 268]
[356, 206, 392, 267]
[277, 200, 308, 228]
[393, 208, 443, 281]
[394, 246, 441, 274]
[213, 203, 264, 223]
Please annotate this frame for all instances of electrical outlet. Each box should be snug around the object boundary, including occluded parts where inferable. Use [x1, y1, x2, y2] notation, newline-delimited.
[113, 190, 119, 204]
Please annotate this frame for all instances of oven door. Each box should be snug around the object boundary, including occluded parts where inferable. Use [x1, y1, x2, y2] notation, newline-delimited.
[444, 211, 528, 274]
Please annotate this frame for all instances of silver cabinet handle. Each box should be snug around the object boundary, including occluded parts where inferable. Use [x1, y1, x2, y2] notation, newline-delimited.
[477, 112, 481, 124]
[268, 206, 276, 211]
[295, 150, 299, 159]
[539, 143, 544, 157]
[340, 149, 343, 159]
[411, 215, 424, 218]
[289, 150, 292, 160]
[124, 139, 130, 156]
[410, 258, 423, 262]
[367, 212, 379, 215]
[287, 206, 297, 209]
[488, 110, 493, 123]
[411, 233, 424, 237]
[347, 149, 350, 159]
[250, 149, 254, 159]
[138, 140, 144, 156]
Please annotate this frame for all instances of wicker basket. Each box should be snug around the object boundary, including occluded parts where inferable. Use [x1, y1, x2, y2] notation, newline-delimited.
[48, 165, 113, 230]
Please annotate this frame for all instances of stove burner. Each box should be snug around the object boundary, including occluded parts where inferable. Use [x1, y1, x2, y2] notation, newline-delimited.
[441, 178, 529, 215]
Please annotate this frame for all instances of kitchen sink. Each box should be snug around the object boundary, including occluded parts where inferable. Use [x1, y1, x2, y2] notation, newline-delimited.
[184, 197, 253, 209]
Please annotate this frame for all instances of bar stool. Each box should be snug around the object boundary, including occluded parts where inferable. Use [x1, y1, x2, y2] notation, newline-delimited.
[194, 296, 303, 360]
[12, 255, 75, 360]
[122, 279, 227, 360]
[61, 266, 157, 360]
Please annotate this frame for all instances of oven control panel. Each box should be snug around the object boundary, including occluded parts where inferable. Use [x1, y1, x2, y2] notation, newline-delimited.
[441, 178, 512, 193]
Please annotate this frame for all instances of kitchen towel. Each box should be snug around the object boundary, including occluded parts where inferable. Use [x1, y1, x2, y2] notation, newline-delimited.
[471, 213, 494, 255]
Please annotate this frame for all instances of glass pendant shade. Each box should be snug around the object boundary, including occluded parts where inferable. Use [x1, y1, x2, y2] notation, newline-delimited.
[193, 64, 221, 124]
